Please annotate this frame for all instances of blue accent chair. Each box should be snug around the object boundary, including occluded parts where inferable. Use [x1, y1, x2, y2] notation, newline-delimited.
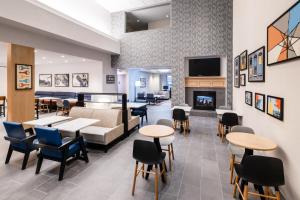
[3, 121, 36, 170]
[34, 127, 89, 181]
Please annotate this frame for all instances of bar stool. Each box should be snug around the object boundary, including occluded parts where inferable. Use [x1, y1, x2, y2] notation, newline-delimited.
[228, 126, 254, 184]
[156, 119, 175, 171]
[132, 140, 166, 200]
[233, 155, 284, 200]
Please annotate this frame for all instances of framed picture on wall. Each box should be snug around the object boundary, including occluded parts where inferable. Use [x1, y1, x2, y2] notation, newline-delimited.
[106, 75, 115, 84]
[15, 64, 32, 90]
[245, 91, 252, 106]
[248, 46, 265, 82]
[267, 95, 284, 121]
[72, 73, 89, 87]
[255, 93, 265, 112]
[234, 56, 240, 88]
[267, 1, 300, 66]
[240, 74, 246, 86]
[140, 78, 146, 88]
[39, 74, 52, 87]
[54, 74, 69, 87]
[240, 50, 248, 70]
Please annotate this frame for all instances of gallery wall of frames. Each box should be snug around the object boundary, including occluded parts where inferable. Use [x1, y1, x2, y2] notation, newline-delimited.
[234, 1, 300, 121]
[39, 73, 89, 88]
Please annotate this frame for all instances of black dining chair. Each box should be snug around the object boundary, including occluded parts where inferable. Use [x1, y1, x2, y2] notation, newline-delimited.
[0, 96, 6, 117]
[62, 100, 71, 116]
[172, 109, 189, 135]
[131, 140, 166, 200]
[146, 93, 156, 105]
[233, 155, 285, 200]
[131, 106, 148, 125]
[220, 112, 239, 142]
[3, 121, 37, 170]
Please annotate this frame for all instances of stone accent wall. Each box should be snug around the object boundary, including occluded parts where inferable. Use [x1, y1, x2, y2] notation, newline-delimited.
[111, 0, 233, 106]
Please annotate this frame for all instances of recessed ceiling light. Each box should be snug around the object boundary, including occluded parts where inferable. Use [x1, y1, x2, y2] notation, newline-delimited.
[137, 19, 140, 22]
[166, 14, 169, 18]
[61, 55, 65, 58]
[82, 59, 86, 62]
[42, 56, 46, 60]
[48, 61, 53, 64]
[34, 50, 38, 53]
[64, 60, 68, 63]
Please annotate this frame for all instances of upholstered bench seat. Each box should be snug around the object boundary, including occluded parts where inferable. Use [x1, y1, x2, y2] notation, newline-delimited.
[80, 125, 124, 145]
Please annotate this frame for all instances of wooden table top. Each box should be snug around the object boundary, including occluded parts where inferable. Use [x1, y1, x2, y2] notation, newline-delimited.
[139, 125, 174, 138]
[226, 132, 277, 151]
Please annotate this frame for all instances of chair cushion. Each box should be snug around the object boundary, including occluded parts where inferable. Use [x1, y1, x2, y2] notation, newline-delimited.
[41, 141, 80, 160]
[80, 126, 112, 143]
[160, 135, 175, 146]
[128, 116, 140, 130]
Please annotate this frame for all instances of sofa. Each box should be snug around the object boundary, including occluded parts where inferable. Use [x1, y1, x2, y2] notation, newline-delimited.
[127, 109, 140, 131]
[67, 107, 124, 152]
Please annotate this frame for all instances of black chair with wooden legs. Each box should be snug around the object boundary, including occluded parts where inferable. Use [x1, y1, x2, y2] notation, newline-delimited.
[172, 109, 189, 135]
[233, 155, 285, 200]
[220, 112, 238, 142]
[132, 140, 166, 200]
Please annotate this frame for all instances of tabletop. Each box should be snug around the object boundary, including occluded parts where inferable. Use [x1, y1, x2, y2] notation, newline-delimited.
[171, 106, 192, 112]
[110, 102, 147, 109]
[38, 97, 61, 100]
[54, 118, 99, 132]
[23, 116, 72, 126]
[226, 132, 277, 151]
[139, 125, 174, 138]
[216, 109, 243, 116]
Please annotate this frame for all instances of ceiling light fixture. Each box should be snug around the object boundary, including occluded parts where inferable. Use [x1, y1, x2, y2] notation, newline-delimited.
[137, 19, 140, 22]
[61, 55, 65, 58]
[34, 50, 38, 53]
[64, 60, 68, 63]
[42, 56, 46, 60]
[82, 59, 86, 62]
[166, 14, 169, 18]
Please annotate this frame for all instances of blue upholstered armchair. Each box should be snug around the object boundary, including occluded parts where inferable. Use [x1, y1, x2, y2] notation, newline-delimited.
[3, 121, 37, 170]
[34, 127, 89, 181]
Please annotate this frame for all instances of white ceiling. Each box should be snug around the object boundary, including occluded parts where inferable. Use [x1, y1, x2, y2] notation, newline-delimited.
[95, 0, 170, 12]
[130, 4, 170, 22]
[0, 42, 96, 66]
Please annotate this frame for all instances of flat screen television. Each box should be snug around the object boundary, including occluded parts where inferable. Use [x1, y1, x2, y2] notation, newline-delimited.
[189, 58, 220, 76]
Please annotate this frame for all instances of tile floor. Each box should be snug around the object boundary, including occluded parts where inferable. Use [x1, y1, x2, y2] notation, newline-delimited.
[0, 101, 246, 200]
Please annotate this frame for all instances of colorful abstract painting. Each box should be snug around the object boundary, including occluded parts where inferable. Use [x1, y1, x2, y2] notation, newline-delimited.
[267, 95, 284, 121]
[248, 46, 265, 82]
[267, 1, 300, 65]
[16, 64, 32, 90]
[234, 56, 240, 88]
[255, 93, 265, 112]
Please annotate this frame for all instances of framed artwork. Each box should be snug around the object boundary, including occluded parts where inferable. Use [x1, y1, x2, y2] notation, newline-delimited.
[248, 46, 265, 82]
[240, 50, 248, 70]
[106, 75, 115, 84]
[267, 1, 300, 66]
[267, 95, 284, 121]
[72, 73, 89, 87]
[140, 78, 146, 88]
[255, 93, 265, 112]
[240, 74, 246, 86]
[15, 64, 32, 90]
[39, 74, 52, 87]
[245, 91, 252, 106]
[54, 74, 69, 87]
[234, 56, 240, 88]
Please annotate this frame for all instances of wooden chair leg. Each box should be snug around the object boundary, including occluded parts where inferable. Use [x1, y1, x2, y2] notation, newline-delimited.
[170, 143, 175, 160]
[168, 145, 172, 171]
[276, 191, 281, 200]
[243, 183, 249, 200]
[233, 176, 239, 198]
[35, 155, 43, 174]
[230, 154, 235, 184]
[5, 145, 13, 164]
[142, 163, 145, 178]
[264, 186, 270, 200]
[154, 164, 159, 200]
[132, 161, 138, 196]
[21, 152, 30, 170]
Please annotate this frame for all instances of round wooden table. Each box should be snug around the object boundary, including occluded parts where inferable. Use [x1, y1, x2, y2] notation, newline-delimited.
[226, 132, 277, 200]
[139, 125, 174, 182]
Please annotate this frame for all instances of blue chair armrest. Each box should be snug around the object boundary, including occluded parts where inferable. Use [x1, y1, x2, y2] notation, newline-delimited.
[58, 136, 82, 150]
[33, 139, 60, 150]
[4, 135, 36, 144]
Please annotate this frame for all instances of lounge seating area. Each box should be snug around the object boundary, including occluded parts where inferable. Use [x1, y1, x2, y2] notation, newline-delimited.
[0, 0, 299, 200]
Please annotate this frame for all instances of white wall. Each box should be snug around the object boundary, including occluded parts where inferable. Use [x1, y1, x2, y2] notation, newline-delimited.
[117, 74, 127, 94]
[0, 67, 6, 96]
[35, 61, 103, 93]
[31, 0, 112, 35]
[233, 0, 300, 199]
[148, 74, 160, 92]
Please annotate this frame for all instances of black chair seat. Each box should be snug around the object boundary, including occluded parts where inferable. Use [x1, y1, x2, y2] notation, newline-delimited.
[133, 140, 165, 165]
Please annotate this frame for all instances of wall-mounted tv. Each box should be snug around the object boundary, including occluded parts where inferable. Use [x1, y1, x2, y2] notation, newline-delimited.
[189, 58, 220, 76]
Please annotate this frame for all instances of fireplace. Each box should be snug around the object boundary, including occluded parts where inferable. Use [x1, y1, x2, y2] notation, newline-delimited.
[193, 91, 216, 110]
